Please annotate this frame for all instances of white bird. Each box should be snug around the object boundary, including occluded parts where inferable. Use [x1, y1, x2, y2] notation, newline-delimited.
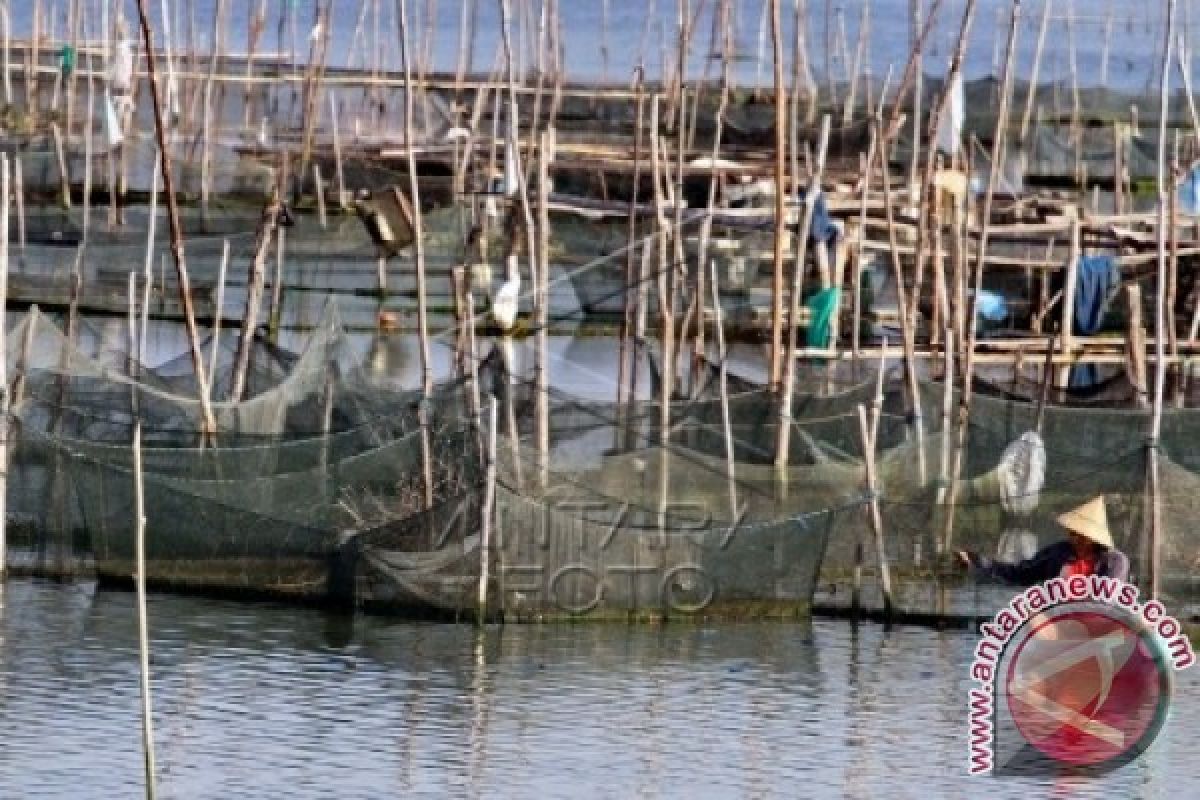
[490, 255, 521, 333]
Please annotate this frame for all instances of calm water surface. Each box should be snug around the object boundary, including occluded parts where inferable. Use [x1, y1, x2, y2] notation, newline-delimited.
[1, 580, 1196, 799]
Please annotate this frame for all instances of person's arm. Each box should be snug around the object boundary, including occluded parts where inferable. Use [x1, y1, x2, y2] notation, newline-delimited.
[965, 541, 1071, 586]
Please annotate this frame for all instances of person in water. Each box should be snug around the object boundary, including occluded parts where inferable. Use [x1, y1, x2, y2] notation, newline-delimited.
[957, 495, 1130, 584]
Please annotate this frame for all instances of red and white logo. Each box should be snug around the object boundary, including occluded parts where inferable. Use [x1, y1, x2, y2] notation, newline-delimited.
[967, 578, 1192, 776]
[1003, 606, 1170, 768]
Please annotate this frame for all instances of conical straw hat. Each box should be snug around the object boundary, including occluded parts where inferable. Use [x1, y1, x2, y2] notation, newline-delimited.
[1057, 496, 1114, 548]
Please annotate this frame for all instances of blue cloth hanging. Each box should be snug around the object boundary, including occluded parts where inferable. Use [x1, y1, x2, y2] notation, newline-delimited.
[1072, 255, 1119, 336]
[1068, 254, 1119, 388]
[808, 190, 840, 245]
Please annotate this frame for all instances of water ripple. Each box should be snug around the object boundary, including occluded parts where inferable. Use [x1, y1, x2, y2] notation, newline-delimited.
[0, 581, 1196, 798]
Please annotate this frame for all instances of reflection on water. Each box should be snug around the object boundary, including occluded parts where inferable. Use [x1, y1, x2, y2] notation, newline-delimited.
[0, 581, 1195, 798]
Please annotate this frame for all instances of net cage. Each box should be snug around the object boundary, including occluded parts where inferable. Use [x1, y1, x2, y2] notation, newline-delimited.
[351, 359, 900, 619]
[4, 297, 480, 586]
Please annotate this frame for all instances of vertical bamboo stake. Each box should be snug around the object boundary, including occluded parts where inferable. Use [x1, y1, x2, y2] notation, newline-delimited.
[793, 0, 817, 124]
[268, 223, 286, 341]
[398, 0, 434, 509]
[937, 329, 955, 505]
[313, 164, 327, 229]
[200, 0, 224, 219]
[776, 115, 831, 469]
[1019, 0, 1051, 145]
[230, 191, 283, 403]
[842, 4, 869, 125]
[692, 0, 731, 397]
[205, 240, 229, 406]
[1148, 0, 1178, 601]
[768, 0, 788, 389]
[131, 419, 158, 800]
[140, 157, 160, 364]
[535, 129, 550, 489]
[0, 156, 8, 580]
[477, 395, 498, 623]
[1057, 220, 1081, 387]
[857, 402, 894, 618]
[908, 0, 923, 197]
[1169, 138, 1181, 407]
[710, 257, 738, 516]
[82, 67, 94, 246]
[134, 0, 216, 433]
[329, 93, 346, 207]
[650, 96, 675, 448]
[617, 69, 645, 409]
[12, 155, 22, 253]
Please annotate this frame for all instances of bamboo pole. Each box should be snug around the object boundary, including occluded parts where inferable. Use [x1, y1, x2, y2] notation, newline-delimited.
[267, 220, 287, 339]
[0, 156, 8, 580]
[650, 96, 675, 447]
[314, 164, 327, 229]
[1169, 139, 1181, 407]
[843, 4, 869, 125]
[134, 0, 216, 433]
[1057, 220, 1081, 387]
[709, 257, 738, 516]
[330, 92, 346, 207]
[139, 156, 160, 363]
[617, 68, 646, 410]
[857, 401, 894, 619]
[131, 419, 158, 800]
[1148, 0, 1179, 601]
[908, 0, 923, 197]
[692, 0, 732, 397]
[937, 329, 955, 506]
[82, 67, 94, 246]
[776, 115, 831, 469]
[1019, 0, 1051, 145]
[535, 129, 550, 488]
[199, 0, 224, 219]
[878, 125, 921, 479]
[12, 154, 21, 253]
[768, 0, 788, 389]
[205, 240, 229, 407]
[229, 191, 283, 403]
[851, 137, 875, 369]
[398, 0, 434, 509]
[297, 4, 331, 201]
[477, 395, 498, 623]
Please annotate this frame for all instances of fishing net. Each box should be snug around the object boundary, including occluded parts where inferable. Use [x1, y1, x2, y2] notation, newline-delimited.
[812, 382, 1200, 619]
[4, 297, 477, 581]
[350, 359, 893, 619]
